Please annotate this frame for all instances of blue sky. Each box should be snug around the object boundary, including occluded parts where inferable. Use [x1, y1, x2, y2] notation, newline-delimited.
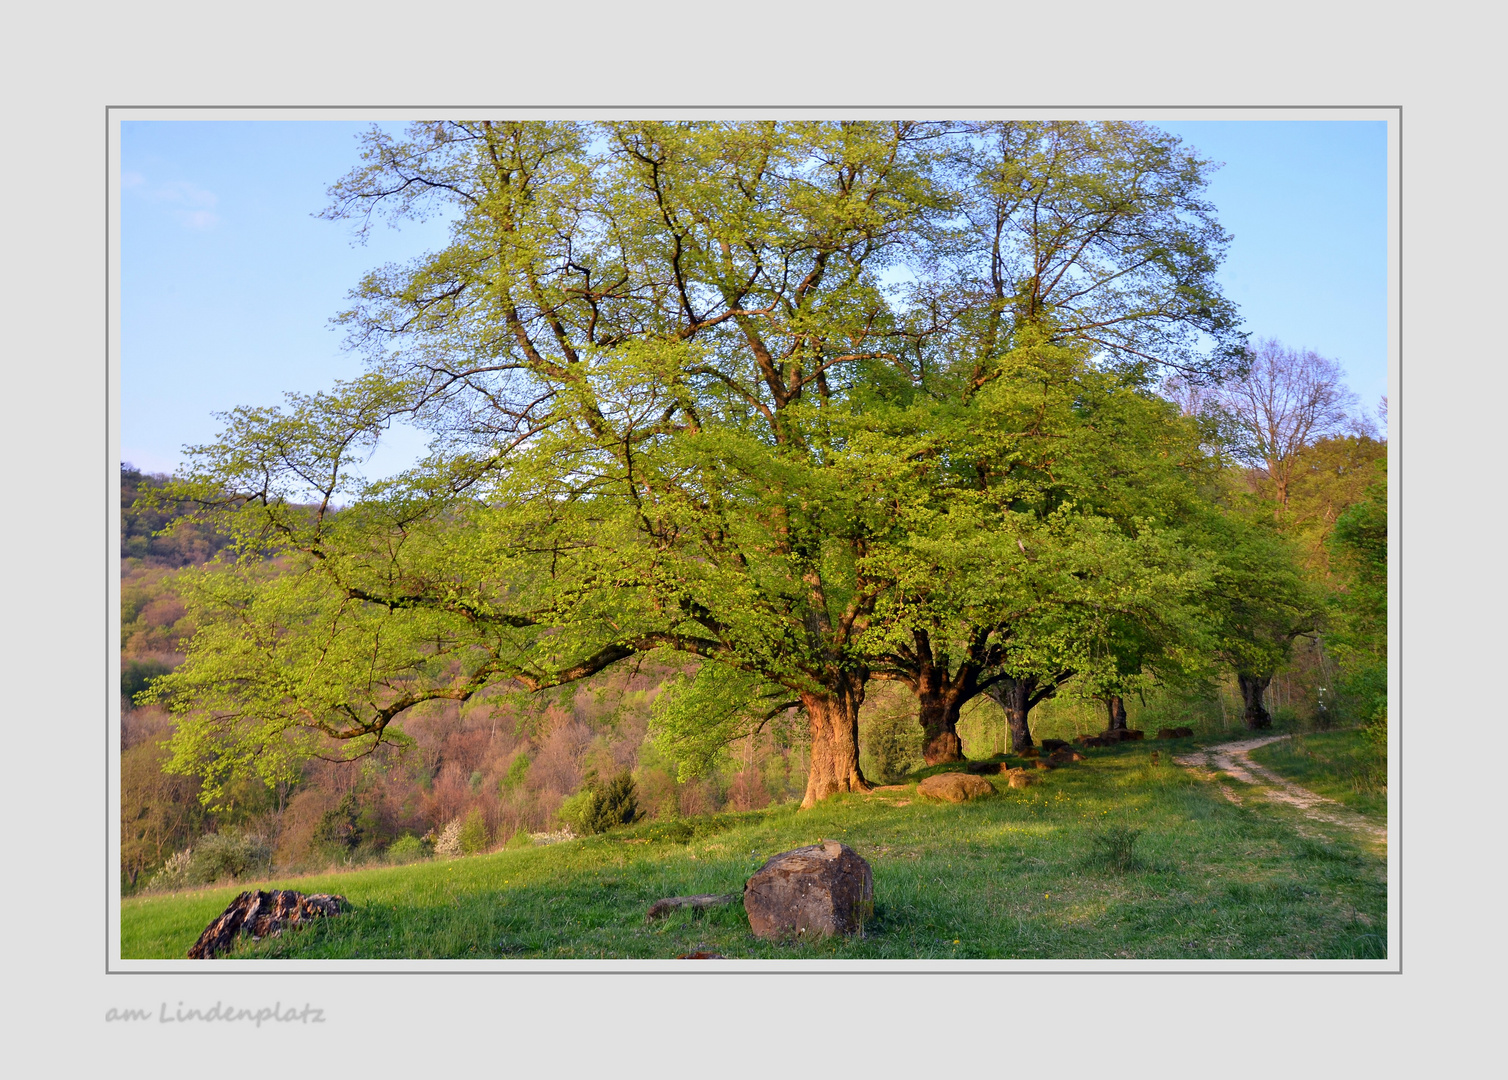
[119, 119, 1389, 477]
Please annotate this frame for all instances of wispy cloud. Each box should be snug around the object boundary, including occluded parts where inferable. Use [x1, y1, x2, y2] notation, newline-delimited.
[124, 171, 221, 229]
[178, 209, 219, 230]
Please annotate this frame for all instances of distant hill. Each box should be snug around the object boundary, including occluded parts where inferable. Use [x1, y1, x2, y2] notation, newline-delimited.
[121, 463, 233, 568]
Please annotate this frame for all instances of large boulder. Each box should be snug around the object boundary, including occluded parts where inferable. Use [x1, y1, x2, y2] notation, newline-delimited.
[188, 889, 348, 959]
[744, 842, 874, 940]
[918, 772, 996, 803]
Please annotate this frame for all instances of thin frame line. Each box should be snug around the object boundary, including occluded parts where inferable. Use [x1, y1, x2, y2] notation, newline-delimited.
[106, 105, 1399, 977]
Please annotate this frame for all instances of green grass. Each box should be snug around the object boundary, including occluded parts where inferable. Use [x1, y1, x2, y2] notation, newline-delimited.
[123, 742, 1386, 961]
[1247, 729, 1387, 818]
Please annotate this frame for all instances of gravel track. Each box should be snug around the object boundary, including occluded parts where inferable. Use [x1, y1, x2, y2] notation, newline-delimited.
[1173, 735, 1386, 844]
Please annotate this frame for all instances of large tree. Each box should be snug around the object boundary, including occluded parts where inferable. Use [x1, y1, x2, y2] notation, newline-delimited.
[862, 342, 1217, 759]
[153, 121, 962, 807]
[147, 120, 1245, 804]
[847, 120, 1244, 761]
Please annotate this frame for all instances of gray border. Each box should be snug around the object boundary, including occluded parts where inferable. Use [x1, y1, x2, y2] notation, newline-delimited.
[107, 104, 1402, 975]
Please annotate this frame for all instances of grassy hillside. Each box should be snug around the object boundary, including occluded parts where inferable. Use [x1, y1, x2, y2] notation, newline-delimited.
[122, 739, 1386, 961]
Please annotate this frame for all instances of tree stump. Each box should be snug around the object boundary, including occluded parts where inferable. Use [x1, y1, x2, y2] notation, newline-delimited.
[187, 889, 348, 959]
[917, 772, 996, 802]
[743, 842, 873, 940]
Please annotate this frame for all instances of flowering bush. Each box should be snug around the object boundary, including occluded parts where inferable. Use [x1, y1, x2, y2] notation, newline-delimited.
[149, 847, 196, 891]
[145, 831, 271, 891]
[432, 818, 464, 858]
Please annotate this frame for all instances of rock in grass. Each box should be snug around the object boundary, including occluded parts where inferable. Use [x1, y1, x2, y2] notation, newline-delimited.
[918, 772, 996, 802]
[1040, 738, 1071, 752]
[188, 889, 348, 959]
[1156, 727, 1195, 739]
[645, 893, 740, 922]
[744, 841, 873, 940]
[1004, 768, 1038, 788]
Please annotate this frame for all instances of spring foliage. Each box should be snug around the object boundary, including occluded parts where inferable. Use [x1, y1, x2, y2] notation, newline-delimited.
[140, 121, 1283, 806]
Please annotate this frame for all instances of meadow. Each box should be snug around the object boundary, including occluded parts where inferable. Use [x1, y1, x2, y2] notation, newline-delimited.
[122, 736, 1387, 961]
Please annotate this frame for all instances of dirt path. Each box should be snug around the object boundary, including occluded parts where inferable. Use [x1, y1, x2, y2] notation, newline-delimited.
[1173, 735, 1386, 845]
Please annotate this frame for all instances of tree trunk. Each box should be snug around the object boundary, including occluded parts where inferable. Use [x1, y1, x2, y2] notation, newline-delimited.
[1237, 672, 1273, 730]
[1104, 695, 1128, 732]
[801, 686, 871, 809]
[917, 677, 965, 765]
[986, 678, 1036, 753]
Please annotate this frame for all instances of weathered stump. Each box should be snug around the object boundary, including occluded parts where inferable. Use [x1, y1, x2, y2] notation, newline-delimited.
[187, 889, 348, 959]
[743, 842, 873, 940]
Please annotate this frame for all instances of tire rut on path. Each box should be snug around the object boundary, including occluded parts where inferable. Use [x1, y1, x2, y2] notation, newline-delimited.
[1173, 735, 1386, 845]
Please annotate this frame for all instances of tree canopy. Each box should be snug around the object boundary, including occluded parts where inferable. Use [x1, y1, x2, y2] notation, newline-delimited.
[147, 120, 1256, 807]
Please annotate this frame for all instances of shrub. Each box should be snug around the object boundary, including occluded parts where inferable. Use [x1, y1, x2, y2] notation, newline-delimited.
[191, 830, 271, 882]
[148, 832, 271, 890]
[149, 847, 196, 891]
[458, 807, 490, 855]
[558, 771, 645, 835]
[432, 818, 464, 858]
[386, 833, 429, 864]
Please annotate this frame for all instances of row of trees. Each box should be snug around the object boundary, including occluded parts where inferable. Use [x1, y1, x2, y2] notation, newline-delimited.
[139, 121, 1384, 813]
